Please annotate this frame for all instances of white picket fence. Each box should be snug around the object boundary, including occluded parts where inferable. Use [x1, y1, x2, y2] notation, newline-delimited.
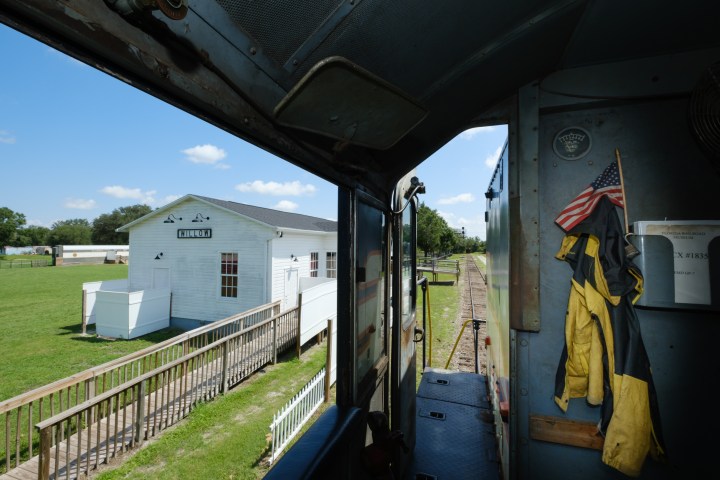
[268, 367, 327, 464]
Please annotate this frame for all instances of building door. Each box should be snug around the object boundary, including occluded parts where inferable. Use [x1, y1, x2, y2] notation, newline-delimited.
[284, 268, 299, 309]
[153, 268, 170, 289]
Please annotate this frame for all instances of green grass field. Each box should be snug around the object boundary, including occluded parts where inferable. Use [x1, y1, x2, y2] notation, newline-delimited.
[96, 345, 330, 480]
[0, 263, 181, 402]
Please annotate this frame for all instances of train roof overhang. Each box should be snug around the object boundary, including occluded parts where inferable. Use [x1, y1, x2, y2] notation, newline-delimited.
[1, 0, 718, 199]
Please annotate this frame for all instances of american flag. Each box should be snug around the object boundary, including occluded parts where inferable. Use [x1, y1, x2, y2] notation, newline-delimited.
[554, 161, 624, 232]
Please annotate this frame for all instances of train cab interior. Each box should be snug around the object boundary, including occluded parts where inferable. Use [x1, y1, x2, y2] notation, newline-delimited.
[2, 1, 719, 479]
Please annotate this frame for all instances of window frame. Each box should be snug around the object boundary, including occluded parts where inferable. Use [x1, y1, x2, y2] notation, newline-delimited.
[326, 251, 337, 278]
[219, 252, 239, 298]
[310, 251, 319, 277]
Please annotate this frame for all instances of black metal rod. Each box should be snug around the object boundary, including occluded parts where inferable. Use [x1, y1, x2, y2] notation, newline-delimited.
[473, 319, 480, 374]
[417, 276, 428, 371]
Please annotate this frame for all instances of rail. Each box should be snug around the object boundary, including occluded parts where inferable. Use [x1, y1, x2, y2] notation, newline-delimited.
[32, 308, 298, 480]
[443, 255, 487, 372]
[417, 259, 460, 282]
[0, 301, 281, 475]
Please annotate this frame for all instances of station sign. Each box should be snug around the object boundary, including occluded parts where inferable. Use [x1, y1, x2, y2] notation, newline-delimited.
[177, 228, 212, 239]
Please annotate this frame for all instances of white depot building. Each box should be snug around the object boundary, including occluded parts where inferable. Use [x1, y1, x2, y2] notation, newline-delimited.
[86, 194, 337, 338]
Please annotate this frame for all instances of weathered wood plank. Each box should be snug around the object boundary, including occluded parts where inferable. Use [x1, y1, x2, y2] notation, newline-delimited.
[529, 414, 604, 450]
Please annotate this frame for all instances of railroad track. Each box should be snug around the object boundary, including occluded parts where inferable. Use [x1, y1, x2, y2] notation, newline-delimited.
[453, 255, 488, 374]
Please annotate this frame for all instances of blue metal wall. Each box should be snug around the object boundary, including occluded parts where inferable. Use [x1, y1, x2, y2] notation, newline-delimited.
[515, 96, 720, 479]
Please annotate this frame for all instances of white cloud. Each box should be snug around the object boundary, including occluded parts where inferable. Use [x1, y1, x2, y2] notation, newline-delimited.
[181, 144, 227, 166]
[235, 180, 316, 196]
[182, 144, 230, 169]
[273, 200, 299, 212]
[158, 195, 182, 207]
[437, 210, 456, 222]
[26, 219, 50, 227]
[437, 211, 487, 240]
[458, 216, 487, 240]
[0, 130, 16, 144]
[64, 198, 96, 210]
[100, 185, 156, 204]
[485, 145, 503, 169]
[437, 193, 475, 205]
[458, 126, 496, 140]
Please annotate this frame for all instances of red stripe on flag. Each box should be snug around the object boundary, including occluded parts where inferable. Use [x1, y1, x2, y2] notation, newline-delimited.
[555, 187, 624, 231]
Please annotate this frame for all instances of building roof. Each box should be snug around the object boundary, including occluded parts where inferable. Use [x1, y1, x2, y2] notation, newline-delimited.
[117, 194, 336, 233]
[193, 195, 337, 232]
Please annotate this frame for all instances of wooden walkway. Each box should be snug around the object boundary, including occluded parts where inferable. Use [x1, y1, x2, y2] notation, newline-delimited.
[1, 318, 292, 480]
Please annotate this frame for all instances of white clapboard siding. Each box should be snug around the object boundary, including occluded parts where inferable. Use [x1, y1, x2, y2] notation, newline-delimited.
[126, 197, 337, 325]
[128, 199, 272, 322]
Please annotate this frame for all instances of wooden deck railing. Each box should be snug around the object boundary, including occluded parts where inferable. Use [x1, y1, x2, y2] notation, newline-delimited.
[0, 301, 282, 476]
[34, 308, 298, 480]
[417, 259, 460, 282]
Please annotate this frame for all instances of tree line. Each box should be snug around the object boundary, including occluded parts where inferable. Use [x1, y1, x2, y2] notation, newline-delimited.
[417, 203, 485, 256]
[0, 205, 152, 250]
[1, 202, 485, 255]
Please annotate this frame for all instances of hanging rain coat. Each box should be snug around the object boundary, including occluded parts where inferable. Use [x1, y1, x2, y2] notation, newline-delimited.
[554, 197, 666, 477]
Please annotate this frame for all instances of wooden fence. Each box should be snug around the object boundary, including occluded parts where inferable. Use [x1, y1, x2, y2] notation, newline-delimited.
[417, 259, 460, 282]
[0, 301, 284, 478]
[0, 260, 52, 269]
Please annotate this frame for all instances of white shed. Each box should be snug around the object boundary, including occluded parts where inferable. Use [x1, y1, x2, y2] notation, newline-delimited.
[108, 194, 337, 331]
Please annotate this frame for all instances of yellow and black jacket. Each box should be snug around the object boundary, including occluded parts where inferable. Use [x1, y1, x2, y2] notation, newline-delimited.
[554, 196, 666, 477]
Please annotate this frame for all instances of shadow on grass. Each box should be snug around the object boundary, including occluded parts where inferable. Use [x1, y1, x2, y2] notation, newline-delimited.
[58, 323, 84, 335]
[60, 325, 185, 344]
[252, 442, 273, 469]
[429, 280, 455, 286]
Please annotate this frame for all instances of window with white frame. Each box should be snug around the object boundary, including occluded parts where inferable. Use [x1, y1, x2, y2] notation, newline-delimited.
[220, 252, 238, 298]
[310, 251, 319, 277]
[326, 251, 337, 278]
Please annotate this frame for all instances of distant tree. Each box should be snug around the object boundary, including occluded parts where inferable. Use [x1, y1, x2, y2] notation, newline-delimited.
[47, 219, 92, 245]
[14, 225, 50, 247]
[92, 204, 152, 244]
[417, 203, 447, 257]
[0, 207, 26, 252]
[439, 224, 459, 254]
[462, 236, 485, 253]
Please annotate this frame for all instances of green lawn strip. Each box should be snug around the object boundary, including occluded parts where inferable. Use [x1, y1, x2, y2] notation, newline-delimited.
[415, 255, 462, 383]
[0, 264, 182, 401]
[96, 344, 329, 480]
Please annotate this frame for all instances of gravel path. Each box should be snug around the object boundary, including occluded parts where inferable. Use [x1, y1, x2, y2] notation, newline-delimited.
[449, 255, 488, 374]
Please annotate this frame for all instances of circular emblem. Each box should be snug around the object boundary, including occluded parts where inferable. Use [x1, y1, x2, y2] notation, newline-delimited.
[553, 127, 592, 160]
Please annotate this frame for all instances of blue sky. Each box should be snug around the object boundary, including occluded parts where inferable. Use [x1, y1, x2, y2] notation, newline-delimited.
[0, 25, 507, 240]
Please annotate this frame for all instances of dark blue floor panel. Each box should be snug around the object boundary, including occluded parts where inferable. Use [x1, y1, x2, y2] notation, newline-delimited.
[408, 368, 500, 480]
